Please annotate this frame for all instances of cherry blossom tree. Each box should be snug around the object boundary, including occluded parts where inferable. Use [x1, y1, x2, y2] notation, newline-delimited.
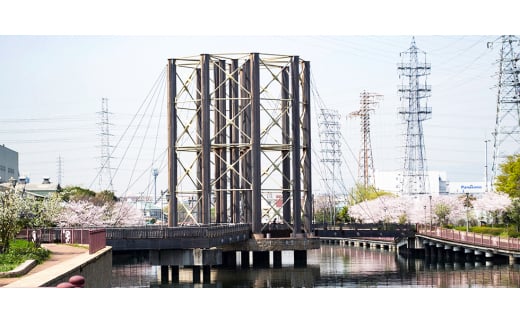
[472, 191, 511, 224]
[105, 201, 145, 226]
[56, 200, 106, 227]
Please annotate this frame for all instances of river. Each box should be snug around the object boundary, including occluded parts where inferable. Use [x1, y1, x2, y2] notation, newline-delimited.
[111, 244, 520, 288]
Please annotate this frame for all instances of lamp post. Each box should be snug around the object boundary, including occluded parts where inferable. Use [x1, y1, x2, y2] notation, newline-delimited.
[423, 204, 427, 228]
[429, 195, 432, 228]
[465, 192, 470, 233]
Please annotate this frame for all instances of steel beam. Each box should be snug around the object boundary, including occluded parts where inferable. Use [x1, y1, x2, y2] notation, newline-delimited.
[291, 56, 302, 236]
[167, 59, 178, 227]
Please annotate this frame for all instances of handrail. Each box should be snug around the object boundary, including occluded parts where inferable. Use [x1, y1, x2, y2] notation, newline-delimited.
[417, 225, 520, 252]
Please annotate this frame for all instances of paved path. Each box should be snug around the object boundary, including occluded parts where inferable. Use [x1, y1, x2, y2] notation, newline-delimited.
[0, 243, 88, 287]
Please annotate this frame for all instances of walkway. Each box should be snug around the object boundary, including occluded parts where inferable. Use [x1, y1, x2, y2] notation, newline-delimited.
[0, 243, 88, 287]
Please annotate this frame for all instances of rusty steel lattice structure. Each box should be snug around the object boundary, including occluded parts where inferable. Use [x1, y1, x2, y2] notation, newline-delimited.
[349, 91, 383, 189]
[166, 53, 312, 236]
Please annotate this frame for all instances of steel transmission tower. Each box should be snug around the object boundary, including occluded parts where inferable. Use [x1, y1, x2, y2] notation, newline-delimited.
[349, 91, 383, 189]
[98, 97, 114, 192]
[397, 37, 432, 196]
[167, 53, 312, 236]
[318, 108, 343, 224]
[491, 35, 520, 190]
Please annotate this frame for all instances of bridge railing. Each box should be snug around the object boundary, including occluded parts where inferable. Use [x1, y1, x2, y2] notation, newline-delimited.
[417, 225, 520, 252]
[104, 223, 251, 240]
[18, 228, 107, 254]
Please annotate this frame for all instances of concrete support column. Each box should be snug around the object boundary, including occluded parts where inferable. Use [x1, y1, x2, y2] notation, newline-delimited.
[444, 245, 453, 262]
[294, 250, 307, 267]
[464, 248, 474, 262]
[252, 251, 270, 268]
[273, 251, 282, 268]
[160, 265, 169, 284]
[193, 266, 201, 284]
[171, 266, 179, 283]
[202, 265, 211, 284]
[241, 251, 250, 268]
[222, 251, 237, 267]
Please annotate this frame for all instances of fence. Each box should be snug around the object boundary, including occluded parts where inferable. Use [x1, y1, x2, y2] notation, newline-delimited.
[417, 225, 520, 252]
[19, 228, 107, 254]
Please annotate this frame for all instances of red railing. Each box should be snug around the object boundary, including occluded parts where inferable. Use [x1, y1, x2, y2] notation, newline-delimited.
[417, 225, 520, 252]
[19, 228, 107, 254]
[88, 229, 106, 254]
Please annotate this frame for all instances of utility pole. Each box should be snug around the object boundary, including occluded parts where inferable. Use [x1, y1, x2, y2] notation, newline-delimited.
[485, 139, 490, 192]
[57, 155, 63, 186]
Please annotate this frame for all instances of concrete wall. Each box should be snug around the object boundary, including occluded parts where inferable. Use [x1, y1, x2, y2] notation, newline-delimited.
[5, 247, 113, 288]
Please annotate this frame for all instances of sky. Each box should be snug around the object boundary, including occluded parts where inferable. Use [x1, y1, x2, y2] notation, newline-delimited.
[1, 1, 519, 199]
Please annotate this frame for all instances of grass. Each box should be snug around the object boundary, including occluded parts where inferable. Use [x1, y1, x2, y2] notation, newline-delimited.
[0, 239, 50, 272]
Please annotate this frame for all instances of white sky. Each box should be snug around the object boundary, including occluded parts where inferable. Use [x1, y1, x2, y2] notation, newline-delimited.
[1, 1, 519, 197]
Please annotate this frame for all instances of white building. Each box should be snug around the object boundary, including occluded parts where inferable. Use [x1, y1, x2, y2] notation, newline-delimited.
[374, 170, 449, 196]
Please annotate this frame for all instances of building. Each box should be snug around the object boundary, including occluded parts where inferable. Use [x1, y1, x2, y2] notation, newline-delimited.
[0, 144, 19, 184]
[374, 170, 449, 196]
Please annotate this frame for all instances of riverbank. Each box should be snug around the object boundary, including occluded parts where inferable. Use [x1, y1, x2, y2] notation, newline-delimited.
[0, 243, 89, 287]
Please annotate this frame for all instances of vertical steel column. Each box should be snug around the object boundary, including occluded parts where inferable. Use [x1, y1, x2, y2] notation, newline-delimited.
[291, 56, 302, 236]
[281, 67, 291, 225]
[167, 59, 178, 227]
[240, 60, 252, 224]
[219, 60, 227, 223]
[201, 54, 212, 224]
[214, 60, 222, 223]
[302, 60, 312, 234]
[196, 68, 202, 224]
[250, 53, 262, 234]
[229, 59, 240, 223]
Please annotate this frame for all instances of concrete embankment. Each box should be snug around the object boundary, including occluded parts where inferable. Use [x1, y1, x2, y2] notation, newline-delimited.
[1, 244, 112, 288]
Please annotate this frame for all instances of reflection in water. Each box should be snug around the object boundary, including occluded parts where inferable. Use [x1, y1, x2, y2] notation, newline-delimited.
[111, 245, 520, 288]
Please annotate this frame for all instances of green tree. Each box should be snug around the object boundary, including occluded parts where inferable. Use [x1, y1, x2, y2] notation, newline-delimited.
[336, 206, 352, 223]
[434, 203, 451, 226]
[348, 183, 393, 205]
[503, 198, 520, 232]
[495, 154, 520, 198]
[60, 186, 96, 202]
[0, 188, 23, 253]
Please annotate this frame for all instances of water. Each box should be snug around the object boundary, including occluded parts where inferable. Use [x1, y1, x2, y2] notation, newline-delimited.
[111, 244, 520, 288]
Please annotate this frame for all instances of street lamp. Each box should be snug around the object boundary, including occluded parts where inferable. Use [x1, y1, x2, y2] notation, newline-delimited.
[429, 195, 432, 228]
[465, 192, 470, 233]
[423, 205, 427, 228]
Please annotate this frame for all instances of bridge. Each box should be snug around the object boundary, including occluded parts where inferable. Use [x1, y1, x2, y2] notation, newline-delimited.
[409, 225, 520, 265]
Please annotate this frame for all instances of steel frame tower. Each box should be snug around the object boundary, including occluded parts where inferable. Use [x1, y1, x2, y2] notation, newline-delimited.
[397, 37, 432, 196]
[491, 35, 520, 189]
[98, 97, 114, 192]
[167, 53, 312, 236]
[318, 108, 342, 224]
[349, 91, 383, 189]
